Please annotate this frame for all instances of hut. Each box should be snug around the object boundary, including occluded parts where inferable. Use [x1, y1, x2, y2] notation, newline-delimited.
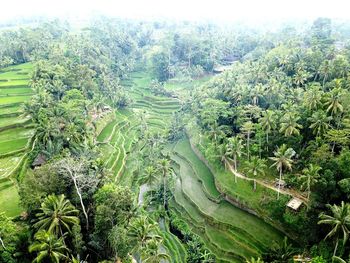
[287, 198, 303, 211]
[31, 153, 47, 168]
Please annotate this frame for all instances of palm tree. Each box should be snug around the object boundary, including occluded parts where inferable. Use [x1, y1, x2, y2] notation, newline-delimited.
[141, 166, 159, 187]
[259, 110, 276, 146]
[142, 238, 169, 263]
[266, 237, 296, 262]
[207, 122, 226, 145]
[217, 143, 233, 170]
[279, 112, 303, 137]
[309, 111, 332, 137]
[34, 194, 80, 237]
[325, 86, 344, 116]
[128, 216, 162, 253]
[244, 156, 267, 191]
[200, 250, 215, 262]
[319, 60, 332, 87]
[293, 69, 309, 87]
[29, 230, 68, 263]
[269, 144, 296, 199]
[250, 83, 265, 105]
[241, 121, 255, 160]
[299, 164, 322, 201]
[227, 137, 245, 171]
[318, 201, 350, 257]
[244, 156, 267, 177]
[158, 158, 171, 209]
[303, 84, 323, 111]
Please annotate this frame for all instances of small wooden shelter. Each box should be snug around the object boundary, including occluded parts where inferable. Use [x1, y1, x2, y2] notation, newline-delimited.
[31, 153, 47, 168]
[287, 198, 303, 211]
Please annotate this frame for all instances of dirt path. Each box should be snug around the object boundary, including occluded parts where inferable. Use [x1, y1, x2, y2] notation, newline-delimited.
[224, 159, 308, 203]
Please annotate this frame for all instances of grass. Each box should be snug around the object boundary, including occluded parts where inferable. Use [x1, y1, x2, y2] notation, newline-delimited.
[97, 118, 118, 142]
[0, 87, 32, 95]
[0, 138, 28, 154]
[0, 155, 22, 178]
[0, 116, 30, 128]
[0, 127, 33, 141]
[0, 182, 22, 217]
[0, 79, 29, 87]
[0, 95, 30, 105]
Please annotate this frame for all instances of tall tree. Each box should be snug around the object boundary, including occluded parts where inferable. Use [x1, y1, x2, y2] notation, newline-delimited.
[158, 158, 171, 209]
[241, 121, 255, 160]
[299, 164, 322, 200]
[309, 111, 332, 137]
[259, 110, 276, 146]
[318, 202, 350, 257]
[227, 136, 245, 173]
[279, 112, 303, 137]
[34, 194, 79, 237]
[29, 230, 68, 263]
[269, 144, 296, 199]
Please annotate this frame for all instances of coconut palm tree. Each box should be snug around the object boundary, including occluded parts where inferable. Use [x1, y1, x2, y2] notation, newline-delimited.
[158, 158, 171, 209]
[241, 121, 255, 160]
[244, 156, 267, 191]
[303, 84, 323, 111]
[128, 216, 162, 253]
[34, 194, 80, 237]
[29, 230, 68, 263]
[299, 164, 322, 201]
[325, 86, 344, 116]
[279, 112, 303, 137]
[266, 237, 296, 262]
[227, 137, 245, 171]
[217, 142, 234, 170]
[259, 110, 276, 146]
[141, 166, 159, 187]
[308, 110, 332, 137]
[142, 238, 169, 263]
[318, 201, 350, 258]
[206, 122, 226, 145]
[319, 60, 332, 87]
[250, 83, 266, 105]
[244, 156, 267, 178]
[200, 250, 215, 262]
[269, 144, 296, 199]
[293, 69, 309, 87]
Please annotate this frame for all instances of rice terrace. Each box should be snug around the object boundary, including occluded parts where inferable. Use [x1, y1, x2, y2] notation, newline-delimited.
[1, 2, 350, 263]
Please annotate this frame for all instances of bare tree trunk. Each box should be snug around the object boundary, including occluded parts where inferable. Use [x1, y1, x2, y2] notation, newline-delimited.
[0, 236, 6, 250]
[72, 176, 89, 230]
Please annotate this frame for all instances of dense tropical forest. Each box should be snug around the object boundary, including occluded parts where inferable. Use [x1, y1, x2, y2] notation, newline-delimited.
[1, 15, 350, 263]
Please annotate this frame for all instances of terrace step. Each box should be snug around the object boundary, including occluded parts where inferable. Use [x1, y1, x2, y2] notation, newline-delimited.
[170, 152, 268, 255]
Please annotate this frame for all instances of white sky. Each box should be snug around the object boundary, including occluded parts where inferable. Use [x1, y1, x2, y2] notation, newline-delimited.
[1, 0, 350, 22]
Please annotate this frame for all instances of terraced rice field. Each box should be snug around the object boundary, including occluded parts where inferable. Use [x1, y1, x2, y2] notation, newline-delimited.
[0, 63, 34, 217]
[96, 71, 186, 261]
[97, 70, 283, 262]
[168, 138, 283, 262]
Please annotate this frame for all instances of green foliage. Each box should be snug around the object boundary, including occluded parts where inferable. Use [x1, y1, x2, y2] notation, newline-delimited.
[151, 50, 169, 82]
